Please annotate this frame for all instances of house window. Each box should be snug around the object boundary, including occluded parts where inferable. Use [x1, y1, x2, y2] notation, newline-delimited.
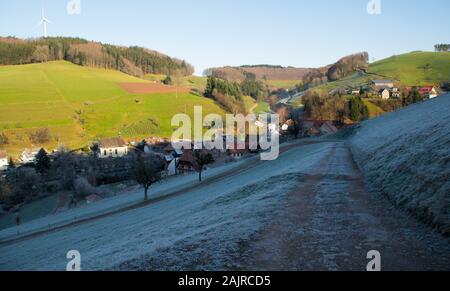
[104, 150, 107, 156]
[115, 149, 118, 155]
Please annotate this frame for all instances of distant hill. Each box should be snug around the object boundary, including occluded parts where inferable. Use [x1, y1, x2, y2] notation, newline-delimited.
[312, 52, 450, 93]
[204, 65, 314, 83]
[0, 36, 194, 77]
[205, 52, 369, 89]
[0, 61, 224, 157]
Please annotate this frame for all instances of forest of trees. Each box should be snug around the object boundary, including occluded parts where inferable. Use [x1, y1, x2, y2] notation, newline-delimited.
[302, 91, 368, 123]
[204, 65, 312, 82]
[434, 44, 450, 52]
[240, 79, 267, 100]
[204, 76, 246, 114]
[299, 52, 369, 90]
[204, 76, 270, 114]
[0, 37, 194, 77]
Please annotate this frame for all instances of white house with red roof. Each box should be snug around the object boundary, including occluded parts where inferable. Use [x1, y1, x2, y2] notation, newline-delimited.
[418, 86, 438, 99]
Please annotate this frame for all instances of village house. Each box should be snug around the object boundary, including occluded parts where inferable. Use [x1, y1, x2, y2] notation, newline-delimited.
[391, 87, 401, 98]
[418, 86, 438, 99]
[0, 151, 9, 170]
[404, 86, 439, 99]
[177, 149, 197, 173]
[379, 88, 391, 100]
[97, 138, 128, 158]
[163, 143, 185, 176]
[20, 148, 45, 164]
[376, 86, 401, 99]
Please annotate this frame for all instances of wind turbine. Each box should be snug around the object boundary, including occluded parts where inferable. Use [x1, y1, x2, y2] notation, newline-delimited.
[36, 9, 51, 38]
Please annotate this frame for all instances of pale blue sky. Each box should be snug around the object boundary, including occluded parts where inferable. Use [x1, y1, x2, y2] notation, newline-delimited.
[1, 0, 449, 75]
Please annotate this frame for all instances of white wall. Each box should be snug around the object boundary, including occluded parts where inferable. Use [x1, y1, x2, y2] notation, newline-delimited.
[99, 147, 128, 158]
[0, 158, 8, 169]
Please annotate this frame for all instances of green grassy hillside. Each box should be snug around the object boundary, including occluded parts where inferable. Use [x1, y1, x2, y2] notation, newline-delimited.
[369, 51, 450, 85]
[314, 52, 450, 92]
[267, 80, 300, 90]
[0, 61, 224, 157]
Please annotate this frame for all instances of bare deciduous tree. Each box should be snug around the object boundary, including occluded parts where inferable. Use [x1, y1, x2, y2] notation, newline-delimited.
[133, 156, 165, 201]
[193, 149, 214, 182]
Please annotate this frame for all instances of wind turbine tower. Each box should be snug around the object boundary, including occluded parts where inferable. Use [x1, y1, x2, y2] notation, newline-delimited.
[37, 9, 52, 38]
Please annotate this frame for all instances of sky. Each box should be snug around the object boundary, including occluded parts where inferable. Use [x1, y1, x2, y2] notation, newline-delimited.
[1, 0, 449, 75]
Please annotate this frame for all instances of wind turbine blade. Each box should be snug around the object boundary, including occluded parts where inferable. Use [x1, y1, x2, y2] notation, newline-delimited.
[35, 20, 43, 29]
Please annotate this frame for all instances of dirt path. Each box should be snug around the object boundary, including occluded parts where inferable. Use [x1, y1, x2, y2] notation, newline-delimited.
[239, 142, 450, 271]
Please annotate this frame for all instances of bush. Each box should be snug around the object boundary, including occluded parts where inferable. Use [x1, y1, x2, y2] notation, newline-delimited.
[73, 177, 96, 199]
[6, 168, 41, 205]
[162, 75, 172, 85]
[28, 128, 51, 144]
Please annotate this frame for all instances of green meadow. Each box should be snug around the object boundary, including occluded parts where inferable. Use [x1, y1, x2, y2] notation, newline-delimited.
[369, 51, 450, 85]
[317, 52, 450, 92]
[267, 79, 300, 90]
[0, 61, 224, 157]
[363, 100, 385, 118]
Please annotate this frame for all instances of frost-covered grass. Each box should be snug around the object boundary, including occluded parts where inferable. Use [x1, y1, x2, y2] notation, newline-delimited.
[0, 157, 258, 240]
[350, 94, 450, 235]
[0, 142, 332, 270]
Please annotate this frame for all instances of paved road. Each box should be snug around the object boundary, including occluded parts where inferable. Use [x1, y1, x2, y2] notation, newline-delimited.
[239, 142, 450, 271]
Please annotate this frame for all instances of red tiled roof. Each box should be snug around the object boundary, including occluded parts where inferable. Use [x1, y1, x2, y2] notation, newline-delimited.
[418, 86, 434, 93]
[98, 138, 127, 148]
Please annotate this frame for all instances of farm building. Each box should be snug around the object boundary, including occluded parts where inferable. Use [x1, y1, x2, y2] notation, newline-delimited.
[372, 80, 394, 88]
[97, 138, 128, 158]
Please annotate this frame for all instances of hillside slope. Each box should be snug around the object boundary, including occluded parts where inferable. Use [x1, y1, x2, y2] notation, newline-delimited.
[0, 142, 333, 270]
[369, 51, 450, 85]
[204, 65, 313, 83]
[0, 37, 194, 77]
[318, 52, 450, 92]
[350, 94, 450, 235]
[0, 61, 224, 156]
